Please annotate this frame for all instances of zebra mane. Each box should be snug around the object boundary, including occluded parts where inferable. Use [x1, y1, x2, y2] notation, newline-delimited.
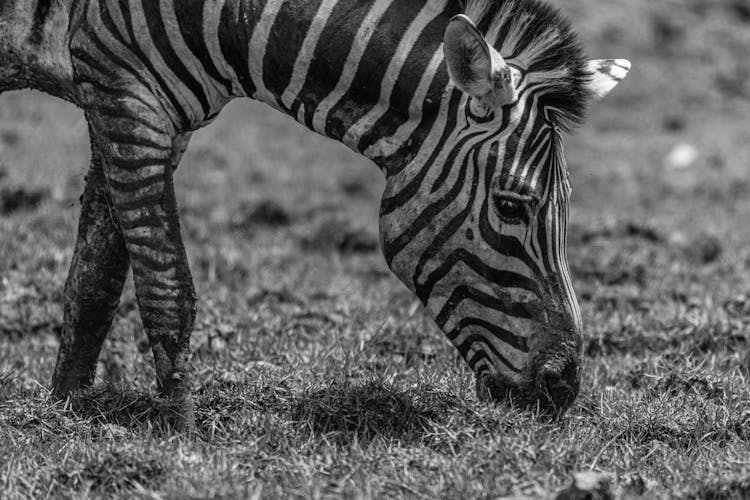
[459, 0, 590, 131]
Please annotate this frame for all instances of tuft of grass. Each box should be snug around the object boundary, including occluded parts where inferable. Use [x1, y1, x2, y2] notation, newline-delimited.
[292, 379, 457, 446]
[65, 386, 190, 433]
[55, 450, 166, 495]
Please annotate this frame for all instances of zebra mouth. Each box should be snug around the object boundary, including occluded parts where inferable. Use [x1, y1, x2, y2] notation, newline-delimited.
[475, 361, 579, 418]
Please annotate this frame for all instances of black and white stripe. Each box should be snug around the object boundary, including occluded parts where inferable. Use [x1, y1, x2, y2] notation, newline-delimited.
[69, 0, 589, 390]
[0, 0, 629, 415]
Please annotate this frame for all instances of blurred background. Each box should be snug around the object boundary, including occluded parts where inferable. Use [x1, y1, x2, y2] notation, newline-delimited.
[1, 0, 749, 497]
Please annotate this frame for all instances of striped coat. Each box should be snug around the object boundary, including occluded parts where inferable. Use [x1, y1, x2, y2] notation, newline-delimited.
[0, 0, 629, 428]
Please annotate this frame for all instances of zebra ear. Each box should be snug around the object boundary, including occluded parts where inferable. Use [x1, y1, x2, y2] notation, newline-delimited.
[443, 15, 496, 98]
[586, 59, 631, 100]
[444, 15, 519, 107]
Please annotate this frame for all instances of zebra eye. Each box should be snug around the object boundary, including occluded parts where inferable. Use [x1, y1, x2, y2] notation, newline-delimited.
[493, 196, 526, 224]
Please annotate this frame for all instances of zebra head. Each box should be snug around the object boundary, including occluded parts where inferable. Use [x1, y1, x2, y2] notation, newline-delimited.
[379, 1, 629, 415]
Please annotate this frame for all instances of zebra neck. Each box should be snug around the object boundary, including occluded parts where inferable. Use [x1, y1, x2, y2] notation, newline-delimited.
[230, 0, 455, 176]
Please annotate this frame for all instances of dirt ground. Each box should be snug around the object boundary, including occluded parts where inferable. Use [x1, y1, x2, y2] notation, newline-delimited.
[1, 0, 749, 498]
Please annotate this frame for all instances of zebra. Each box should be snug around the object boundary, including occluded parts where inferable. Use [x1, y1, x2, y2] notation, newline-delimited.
[0, 0, 629, 429]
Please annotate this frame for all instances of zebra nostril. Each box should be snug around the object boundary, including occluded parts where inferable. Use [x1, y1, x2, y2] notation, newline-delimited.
[539, 367, 563, 396]
[537, 359, 579, 411]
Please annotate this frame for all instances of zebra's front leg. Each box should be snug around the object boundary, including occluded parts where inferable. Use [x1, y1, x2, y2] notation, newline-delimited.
[52, 146, 130, 396]
[92, 109, 197, 431]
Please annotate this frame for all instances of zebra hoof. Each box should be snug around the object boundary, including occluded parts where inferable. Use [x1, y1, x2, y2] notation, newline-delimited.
[163, 392, 196, 433]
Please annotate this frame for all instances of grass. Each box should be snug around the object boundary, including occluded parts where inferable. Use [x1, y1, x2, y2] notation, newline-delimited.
[1, 0, 750, 498]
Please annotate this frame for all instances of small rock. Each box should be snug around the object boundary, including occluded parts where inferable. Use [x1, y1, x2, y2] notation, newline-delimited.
[555, 472, 613, 500]
[100, 423, 129, 440]
[664, 143, 698, 171]
[216, 323, 235, 337]
[667, 231, 689, 247]
[210, 336, 227, 352]
[619, 473, 659, 497]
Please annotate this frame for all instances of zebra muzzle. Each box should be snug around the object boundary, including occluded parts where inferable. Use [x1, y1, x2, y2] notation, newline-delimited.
[474, 350, 580, 417]
[535, 358, 580, 415]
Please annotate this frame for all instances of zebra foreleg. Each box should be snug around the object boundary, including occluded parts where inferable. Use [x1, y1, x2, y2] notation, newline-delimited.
[51, 147, 130, 397]
[90, 107, 197, 431]
[146, 131, 196, 431]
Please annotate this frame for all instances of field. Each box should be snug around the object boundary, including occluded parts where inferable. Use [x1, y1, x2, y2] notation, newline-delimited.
[1, 0, 750, 498]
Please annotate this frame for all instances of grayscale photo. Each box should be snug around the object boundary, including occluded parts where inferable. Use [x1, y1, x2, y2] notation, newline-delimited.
[0, 0, 748, 498]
